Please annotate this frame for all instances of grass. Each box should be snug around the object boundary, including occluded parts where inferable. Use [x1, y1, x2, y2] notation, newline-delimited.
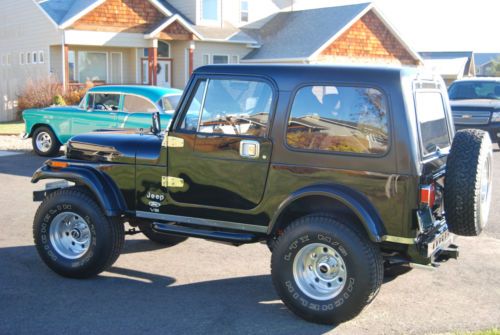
[0, 121, 24, 135]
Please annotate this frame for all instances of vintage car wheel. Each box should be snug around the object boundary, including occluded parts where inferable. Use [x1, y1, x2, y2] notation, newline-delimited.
[32, 126, 61, 157]
[139, 223, 187, 246]
[445, 129, 493, 236]
[33, 187, 124, 278]
[271, 214, 383, 324]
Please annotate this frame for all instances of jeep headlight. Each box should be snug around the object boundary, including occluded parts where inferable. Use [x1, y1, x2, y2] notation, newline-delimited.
[492, 111, 500, 122]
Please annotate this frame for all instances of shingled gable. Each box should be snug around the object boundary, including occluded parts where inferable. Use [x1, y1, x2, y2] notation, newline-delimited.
[69, 0, 168, 33]
[242, 3, 422, 66]
[145, 15, 203, 40]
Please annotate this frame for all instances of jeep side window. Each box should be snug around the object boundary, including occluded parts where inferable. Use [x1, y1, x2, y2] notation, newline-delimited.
[198, 79, 273, 137]
[286, 85, 389, 154]
[178, 80, 207, 131]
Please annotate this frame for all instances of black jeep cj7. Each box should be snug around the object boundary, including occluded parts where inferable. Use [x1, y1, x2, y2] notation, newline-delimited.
[31, 65, 493, 324]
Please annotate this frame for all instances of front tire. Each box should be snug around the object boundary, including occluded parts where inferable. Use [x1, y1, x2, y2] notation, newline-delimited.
[33, 187, 124, 278]
[32, 126, 61, 157]
[271, 214, 383, 325]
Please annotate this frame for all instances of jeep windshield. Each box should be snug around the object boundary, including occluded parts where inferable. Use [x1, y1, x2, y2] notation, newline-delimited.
[448, 81, 500, 100]
[415, 91, 452, 157]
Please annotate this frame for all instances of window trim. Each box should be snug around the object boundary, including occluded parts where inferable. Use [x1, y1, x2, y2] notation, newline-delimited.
[413, 88, 452, 160]
[212, 54, 229, 64]
[77, 51, 109, 83]
[199, 0, 221, 23]
[283, 82, 392, 158]
[38, 51, 44, 64]
[240, 0, 249, 23]
[173, 74, 278, 139]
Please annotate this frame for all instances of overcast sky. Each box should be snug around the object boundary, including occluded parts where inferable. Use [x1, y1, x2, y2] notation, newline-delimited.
[289, 0, 499, 52]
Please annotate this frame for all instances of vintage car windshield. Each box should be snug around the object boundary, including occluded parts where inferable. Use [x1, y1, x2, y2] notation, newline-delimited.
[448, 81, 500, 100]
[159, 94, 182, 112]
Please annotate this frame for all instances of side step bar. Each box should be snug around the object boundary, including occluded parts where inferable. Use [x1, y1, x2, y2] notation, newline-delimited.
[152, 222, 261, 244]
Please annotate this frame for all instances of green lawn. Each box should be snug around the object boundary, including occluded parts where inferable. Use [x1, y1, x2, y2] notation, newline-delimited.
[0, 121, 24, 135]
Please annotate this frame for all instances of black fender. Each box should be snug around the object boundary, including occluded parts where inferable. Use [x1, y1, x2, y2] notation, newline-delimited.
[268, 184, 386, 243]
[31, 164, 126, 217]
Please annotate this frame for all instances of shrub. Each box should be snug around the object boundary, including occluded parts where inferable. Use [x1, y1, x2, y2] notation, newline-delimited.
[17, 77, 92, 118]
[17, 76, 62, 113]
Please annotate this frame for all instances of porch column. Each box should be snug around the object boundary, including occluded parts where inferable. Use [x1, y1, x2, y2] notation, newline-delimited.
[188, 40, 195, 75]
[147, 46, 158, 86]
[62, 44, 69, 92]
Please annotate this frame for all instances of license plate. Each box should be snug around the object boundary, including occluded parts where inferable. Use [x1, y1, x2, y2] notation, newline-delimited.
[426, 228, 452, 257]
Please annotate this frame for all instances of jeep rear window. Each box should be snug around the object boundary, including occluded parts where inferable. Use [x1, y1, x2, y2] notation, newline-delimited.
[414, 91, 451, 156]
[286, 85, 389, 155]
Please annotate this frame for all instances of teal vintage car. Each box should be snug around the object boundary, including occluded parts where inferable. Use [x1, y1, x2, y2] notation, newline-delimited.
[23, 85, 182, 156]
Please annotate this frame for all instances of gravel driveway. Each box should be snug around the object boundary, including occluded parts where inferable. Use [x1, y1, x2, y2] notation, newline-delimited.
[0, 149, 499, 335]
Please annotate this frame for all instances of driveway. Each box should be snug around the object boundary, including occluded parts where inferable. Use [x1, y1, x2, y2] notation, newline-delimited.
[0, 150, 499, 335]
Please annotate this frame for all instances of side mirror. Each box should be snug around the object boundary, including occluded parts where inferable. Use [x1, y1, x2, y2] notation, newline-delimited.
[151, 112, 161, 135]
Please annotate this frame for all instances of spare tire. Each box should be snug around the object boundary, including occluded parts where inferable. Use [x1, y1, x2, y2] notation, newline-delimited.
[444, 129, 493, 236]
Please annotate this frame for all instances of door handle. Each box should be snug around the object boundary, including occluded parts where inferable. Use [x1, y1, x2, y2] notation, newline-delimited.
[239, 140, 260, 158]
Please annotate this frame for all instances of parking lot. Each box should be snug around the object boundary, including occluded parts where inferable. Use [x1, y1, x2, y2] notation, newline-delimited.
[0, 149, 499, 335]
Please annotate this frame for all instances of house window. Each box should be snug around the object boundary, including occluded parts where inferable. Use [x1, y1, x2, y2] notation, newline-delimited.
[38, 51, 44, 64]
[201, 0, 219, 21]
[78, 51, 107, 82]
[240, 0, 249, 22]
[212, 55, 228, 64]
[27, 52, 31, 64]
[231, 55, 239, 64]
[68, 51, 76, 82]
[7, 54, 11, 66]
[20, 53, 25, 65]
[202, 54, 210, 65]
[158, 41, 170, 58]
[33, 52, 38, 64]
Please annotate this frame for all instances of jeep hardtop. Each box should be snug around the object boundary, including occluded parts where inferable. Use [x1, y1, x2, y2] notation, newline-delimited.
[31, 64, 493, 325]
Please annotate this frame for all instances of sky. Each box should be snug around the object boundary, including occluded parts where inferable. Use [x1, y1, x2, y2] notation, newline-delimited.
[288, 0, 499, 52]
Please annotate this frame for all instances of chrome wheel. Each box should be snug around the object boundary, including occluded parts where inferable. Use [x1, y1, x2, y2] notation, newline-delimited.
[49, 212, 91, 259]
[293, 243, 347, 301]
[35, 131, 52, 153]
[479, 154, 492, 227]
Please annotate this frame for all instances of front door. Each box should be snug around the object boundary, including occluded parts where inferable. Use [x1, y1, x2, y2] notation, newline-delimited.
[166, 76, 275, 212]
[157, 60, 172, 87]
[142, 59, 172, 87]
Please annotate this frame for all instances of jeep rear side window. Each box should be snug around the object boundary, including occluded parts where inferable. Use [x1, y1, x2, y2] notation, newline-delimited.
[198, 79, 273, 137]
[414, 91, 451, 156]
[286, 85, 389, 154]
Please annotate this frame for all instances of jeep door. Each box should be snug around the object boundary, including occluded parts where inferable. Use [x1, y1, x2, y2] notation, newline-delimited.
[166, 76, 275, 211]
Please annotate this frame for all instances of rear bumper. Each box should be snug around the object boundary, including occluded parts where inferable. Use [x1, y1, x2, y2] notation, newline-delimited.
[455, 123, 500, 142]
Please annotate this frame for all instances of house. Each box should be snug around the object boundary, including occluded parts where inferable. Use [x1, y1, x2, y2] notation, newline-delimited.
[0, 0, 422, 122]
[474, 53, 500, 76]
[419, 51, 476, 86]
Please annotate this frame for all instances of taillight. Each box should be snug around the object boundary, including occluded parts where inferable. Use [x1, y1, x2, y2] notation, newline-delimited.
[420, 183, 436, 208]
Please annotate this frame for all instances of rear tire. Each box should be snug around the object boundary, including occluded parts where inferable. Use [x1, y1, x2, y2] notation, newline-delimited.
[32, 126, 61, 157]
[271, 214, 383, 324]
[444, 129, 493, 236]
[33, 187, 124, 278]
[139, 223, 187, 246]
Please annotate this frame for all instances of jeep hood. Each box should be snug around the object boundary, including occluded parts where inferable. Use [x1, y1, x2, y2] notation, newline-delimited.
[66, 129, 162, 164]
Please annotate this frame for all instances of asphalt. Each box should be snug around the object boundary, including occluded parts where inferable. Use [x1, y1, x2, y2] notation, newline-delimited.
[0, 150, 499, 335]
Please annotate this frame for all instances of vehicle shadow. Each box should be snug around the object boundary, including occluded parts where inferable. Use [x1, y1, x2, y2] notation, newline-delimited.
[0, 244, 335, 335]
[0, 152, 50, 177]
